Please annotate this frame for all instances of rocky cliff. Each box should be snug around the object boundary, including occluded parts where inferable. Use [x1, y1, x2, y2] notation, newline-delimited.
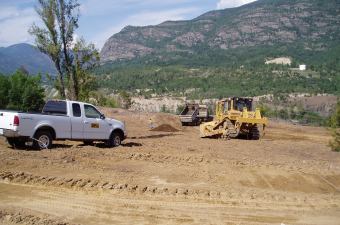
[100, 0, 340, 63]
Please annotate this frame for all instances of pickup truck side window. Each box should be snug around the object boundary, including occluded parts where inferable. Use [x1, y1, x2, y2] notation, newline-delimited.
[72, 103, 81, 117]
[43, 101, 67, 115]
[84, 105, 101, 119]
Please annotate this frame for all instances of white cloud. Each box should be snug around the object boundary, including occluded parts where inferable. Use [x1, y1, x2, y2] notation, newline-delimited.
[0, 7, 39, 47]
[217, 0, 256, 9]
[92, 7, 198, 49]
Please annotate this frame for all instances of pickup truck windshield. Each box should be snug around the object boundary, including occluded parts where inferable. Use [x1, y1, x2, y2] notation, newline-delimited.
[43, 101, 67, 115]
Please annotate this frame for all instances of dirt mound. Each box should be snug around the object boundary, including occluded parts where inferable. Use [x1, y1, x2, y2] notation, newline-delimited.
[150, 124, 179, 132]
[151, 113, 182, 130]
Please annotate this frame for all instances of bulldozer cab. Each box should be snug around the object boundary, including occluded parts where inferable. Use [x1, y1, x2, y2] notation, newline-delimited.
[233, 98, 253, 111]
[216, 97, 253, 118]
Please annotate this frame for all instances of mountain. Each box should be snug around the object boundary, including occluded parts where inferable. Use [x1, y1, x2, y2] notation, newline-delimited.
[0, 43, 56, 75]
[100, 0, 340, 66]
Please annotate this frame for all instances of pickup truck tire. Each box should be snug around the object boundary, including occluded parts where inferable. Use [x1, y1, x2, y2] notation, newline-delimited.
[7, 138, 26, 149]
[33, 131, 53, 150]
[107, 131, 122, 148]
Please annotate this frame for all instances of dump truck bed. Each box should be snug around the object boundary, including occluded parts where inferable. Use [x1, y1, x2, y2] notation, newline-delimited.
[179, 105, 198, 123]
[179, 104, 211, 126]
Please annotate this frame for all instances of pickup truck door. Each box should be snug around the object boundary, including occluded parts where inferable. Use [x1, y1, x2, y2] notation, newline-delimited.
[70, 103, 84, 139]
[83, 104, 111, 140]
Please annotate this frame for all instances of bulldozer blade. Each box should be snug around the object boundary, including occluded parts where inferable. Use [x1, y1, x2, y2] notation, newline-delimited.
[200, 121, 221, 138]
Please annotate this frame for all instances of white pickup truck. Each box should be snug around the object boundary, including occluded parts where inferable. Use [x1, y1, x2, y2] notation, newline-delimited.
[0, 100, 127, 149]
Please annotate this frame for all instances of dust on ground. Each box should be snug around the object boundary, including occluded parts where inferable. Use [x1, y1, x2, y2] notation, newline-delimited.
[0, 108, 339, 225]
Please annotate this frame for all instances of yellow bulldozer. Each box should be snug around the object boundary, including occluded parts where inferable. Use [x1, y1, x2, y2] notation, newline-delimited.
[200, 97, 268, 140]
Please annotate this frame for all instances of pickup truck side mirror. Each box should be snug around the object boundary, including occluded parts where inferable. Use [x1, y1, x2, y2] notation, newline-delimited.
[100, 114, 106, 120]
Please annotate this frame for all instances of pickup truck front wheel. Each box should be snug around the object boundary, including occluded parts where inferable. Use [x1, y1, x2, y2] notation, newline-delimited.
[33, 131, 53, 150]
[106, 132, 122, 148]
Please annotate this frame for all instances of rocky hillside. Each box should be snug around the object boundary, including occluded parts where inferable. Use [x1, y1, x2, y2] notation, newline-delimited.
[0, 43, 56, 75]
[100, 0, 340, 64]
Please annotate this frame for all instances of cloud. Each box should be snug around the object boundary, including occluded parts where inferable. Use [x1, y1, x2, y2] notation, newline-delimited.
[216, 0, 256, 9]
[92, 7, 198, 49]
[0, 7, 39, 47]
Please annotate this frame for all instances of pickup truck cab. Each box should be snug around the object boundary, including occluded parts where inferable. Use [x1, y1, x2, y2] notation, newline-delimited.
[0, 100, 127, 149]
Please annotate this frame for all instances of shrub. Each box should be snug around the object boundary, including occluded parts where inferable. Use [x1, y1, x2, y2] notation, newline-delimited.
[330, 129, 340, 152]
[329, 101, 340, 152]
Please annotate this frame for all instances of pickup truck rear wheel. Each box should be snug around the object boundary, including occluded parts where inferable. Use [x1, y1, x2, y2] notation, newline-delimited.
[107, 132, 122, 148]
[33, 131, 53, 150]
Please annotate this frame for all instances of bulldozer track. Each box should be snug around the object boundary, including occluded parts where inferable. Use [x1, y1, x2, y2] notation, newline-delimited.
[1, 171, 339, 211]
[249, 125, 260, 140]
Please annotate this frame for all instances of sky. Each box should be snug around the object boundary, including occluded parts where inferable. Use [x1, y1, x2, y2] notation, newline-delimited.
[0, 0, 256, 49]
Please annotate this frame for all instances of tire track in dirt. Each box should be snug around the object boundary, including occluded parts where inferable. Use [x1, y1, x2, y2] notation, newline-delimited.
[1, 171, 339, 211]
[0, 207, 75, 225]
[112, 152, 335, 173]
[0, 183, 302, 225]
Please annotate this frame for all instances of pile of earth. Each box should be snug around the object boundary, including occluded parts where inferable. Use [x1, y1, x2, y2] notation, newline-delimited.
[150, 124, 179, 132]
[150, 113, 182, 130]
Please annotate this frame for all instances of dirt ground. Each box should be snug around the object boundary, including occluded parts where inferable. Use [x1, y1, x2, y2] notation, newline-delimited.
[0, 109, 340, 225]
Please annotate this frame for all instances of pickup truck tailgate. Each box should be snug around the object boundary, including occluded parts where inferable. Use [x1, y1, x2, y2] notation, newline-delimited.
[0, 111, 17, 130]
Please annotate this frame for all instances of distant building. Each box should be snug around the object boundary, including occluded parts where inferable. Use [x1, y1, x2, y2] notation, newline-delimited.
[299, 65, 306, 71]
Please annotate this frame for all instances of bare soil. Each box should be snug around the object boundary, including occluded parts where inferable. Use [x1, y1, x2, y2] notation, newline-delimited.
[0, 109, 340, 225]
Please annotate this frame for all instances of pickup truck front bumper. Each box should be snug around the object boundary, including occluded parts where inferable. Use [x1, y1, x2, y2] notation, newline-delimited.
[0, 129, 20, 137]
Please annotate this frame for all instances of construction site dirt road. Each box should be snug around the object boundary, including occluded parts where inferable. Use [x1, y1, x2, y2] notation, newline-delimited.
[0, 108, 339, 225]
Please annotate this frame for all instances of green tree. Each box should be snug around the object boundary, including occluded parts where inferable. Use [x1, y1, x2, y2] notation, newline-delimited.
[30, 0, 94, 101]
[29, 0, 66, 98]
[55, 0, 80, 100]
[7, 70, 45, 112]
[0, 75, 10, 109]
[73, 38, 100, 102]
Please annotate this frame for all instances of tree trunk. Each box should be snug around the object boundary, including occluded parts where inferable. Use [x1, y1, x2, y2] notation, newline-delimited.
[54, 58, 66, 99]
[59, 3, 77, 100]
